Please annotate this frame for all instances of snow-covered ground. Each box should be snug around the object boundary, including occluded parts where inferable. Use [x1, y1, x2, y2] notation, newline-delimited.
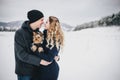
[0, 27, 120, 80]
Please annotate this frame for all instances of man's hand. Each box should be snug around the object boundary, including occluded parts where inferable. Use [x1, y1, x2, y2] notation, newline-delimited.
[40, 59, 52, 66]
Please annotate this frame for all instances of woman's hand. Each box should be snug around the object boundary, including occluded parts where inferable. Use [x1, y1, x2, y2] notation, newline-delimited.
[54, 56, 60, 61]
[40, 59, 52, 66]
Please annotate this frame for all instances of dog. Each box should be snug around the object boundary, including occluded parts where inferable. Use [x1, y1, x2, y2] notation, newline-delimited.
[31, 31, 44, 53]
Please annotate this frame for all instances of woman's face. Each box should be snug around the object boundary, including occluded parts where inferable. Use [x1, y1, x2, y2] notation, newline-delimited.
[45, 19, 50, 29]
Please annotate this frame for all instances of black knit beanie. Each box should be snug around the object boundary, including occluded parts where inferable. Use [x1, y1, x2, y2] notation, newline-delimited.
[27, 10, 44, 23]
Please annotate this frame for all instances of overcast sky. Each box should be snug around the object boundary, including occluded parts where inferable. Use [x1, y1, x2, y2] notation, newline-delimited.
[0, 0, 120, 26]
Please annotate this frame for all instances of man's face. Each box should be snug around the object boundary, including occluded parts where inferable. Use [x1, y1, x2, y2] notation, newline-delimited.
[34, 17, 44, 29]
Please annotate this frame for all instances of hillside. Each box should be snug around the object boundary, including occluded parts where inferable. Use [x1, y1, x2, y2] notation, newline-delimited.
[74, 11, 120, 31]
[0, 21, 73, 32]
[0, 21, 23, 31]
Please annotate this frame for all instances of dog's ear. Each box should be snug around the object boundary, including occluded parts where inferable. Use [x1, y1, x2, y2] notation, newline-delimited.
[33, 32, 36, 36]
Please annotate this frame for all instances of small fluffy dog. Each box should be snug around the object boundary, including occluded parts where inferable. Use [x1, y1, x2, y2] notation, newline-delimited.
[31, 32, 44, 53]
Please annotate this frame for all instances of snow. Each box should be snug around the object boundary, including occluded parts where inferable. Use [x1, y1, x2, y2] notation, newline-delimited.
[0, 27, 120, 80]
[0, 32, 16, 80]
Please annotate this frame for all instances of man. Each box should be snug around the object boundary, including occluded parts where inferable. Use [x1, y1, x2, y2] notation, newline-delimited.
[14, 10, 51, 80]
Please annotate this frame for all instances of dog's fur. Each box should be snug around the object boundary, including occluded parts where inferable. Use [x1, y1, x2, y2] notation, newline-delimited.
[31, 32, 44, 53]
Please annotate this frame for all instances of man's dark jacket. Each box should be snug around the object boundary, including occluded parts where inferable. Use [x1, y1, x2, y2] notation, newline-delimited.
[14, 21, 41, 75]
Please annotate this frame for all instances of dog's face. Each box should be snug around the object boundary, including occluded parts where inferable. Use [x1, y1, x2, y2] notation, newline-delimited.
[33, 32, 43, 44]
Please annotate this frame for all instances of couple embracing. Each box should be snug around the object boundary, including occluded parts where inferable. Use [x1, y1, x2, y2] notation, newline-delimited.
[14, 10, 64, 80]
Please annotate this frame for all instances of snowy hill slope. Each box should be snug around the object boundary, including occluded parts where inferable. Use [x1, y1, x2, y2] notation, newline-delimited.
[74, 11, 120, 31]
[0, 21, 73, 32]
[0, 26, 120, 80]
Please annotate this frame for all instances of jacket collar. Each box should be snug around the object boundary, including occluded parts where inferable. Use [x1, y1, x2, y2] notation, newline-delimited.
[21, 21, 39, 33]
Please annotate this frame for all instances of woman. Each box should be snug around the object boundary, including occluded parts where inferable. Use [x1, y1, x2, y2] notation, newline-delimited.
[33, 16, 64, 80]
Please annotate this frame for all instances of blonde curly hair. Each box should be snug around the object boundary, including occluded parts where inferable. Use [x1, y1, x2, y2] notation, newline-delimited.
[46, 16, 64, 50]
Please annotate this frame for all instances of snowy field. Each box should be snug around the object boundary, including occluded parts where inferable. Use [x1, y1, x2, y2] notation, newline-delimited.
[0, 27, 120, 80]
